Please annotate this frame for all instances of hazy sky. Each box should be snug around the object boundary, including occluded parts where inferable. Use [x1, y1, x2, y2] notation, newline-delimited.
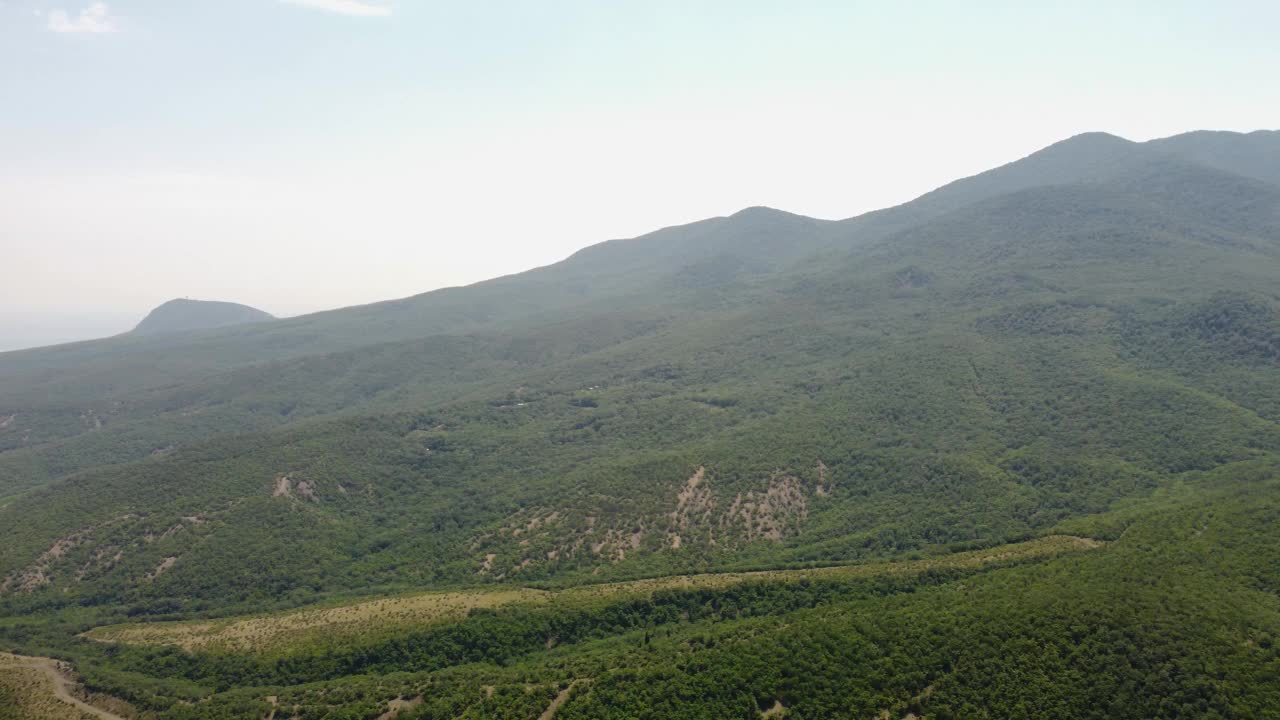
[2, 0, 1278, 350]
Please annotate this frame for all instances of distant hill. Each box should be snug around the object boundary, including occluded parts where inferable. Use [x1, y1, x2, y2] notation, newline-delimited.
[3, 129, 1280, 719]
[131, 298, 274, 336]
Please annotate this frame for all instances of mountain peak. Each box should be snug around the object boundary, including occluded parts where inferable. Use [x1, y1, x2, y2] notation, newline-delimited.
[131, 298, 275, 336]
[729, 205, 788, 218]
[725, 206, 822, 227]
[1056, 130, 1134, 146]
[1024, 131, 1140, 165]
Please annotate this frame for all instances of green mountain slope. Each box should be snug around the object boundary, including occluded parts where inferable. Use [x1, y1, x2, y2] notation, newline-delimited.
[2, 134, 1279, 598]
[2, 130, 1277, 498]
[1, 129, 1279, 718]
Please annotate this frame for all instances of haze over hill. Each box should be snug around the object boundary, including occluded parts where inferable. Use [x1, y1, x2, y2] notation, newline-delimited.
[130, 299, 275, 337]
[1, 128, 1279, 718]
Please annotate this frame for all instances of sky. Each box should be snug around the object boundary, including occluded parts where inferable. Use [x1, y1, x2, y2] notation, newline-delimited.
[1, 0, 1278, 351]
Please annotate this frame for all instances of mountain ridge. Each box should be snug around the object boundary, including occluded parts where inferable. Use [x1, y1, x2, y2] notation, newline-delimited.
[3, 127, 1280, 718]
[2, 129, 1272, 361]
[2, 129, 1278, 497]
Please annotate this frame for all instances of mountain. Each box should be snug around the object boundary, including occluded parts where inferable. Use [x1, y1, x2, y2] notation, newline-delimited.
[1146, 128, 1280, 186]
[1, 129, 1279, 719]
[3, 129, 1274, 496]
[130, 298, 275, 336]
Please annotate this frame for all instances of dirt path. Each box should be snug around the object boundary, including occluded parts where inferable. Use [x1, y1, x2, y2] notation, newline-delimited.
[538, 679, 587, 720]
[3, 653, 127, 720]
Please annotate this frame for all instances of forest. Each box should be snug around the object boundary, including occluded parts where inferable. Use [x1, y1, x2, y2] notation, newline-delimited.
[2, 129, 1280, 717]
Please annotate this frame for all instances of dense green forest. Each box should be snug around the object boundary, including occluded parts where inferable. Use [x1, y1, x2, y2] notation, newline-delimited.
[2, 129, 1280, 718]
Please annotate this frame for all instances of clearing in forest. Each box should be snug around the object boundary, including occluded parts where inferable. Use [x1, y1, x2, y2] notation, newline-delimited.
[84, 535, 1101, 654]
[0, 652, 126, 720]
[83, 588, 549, 654]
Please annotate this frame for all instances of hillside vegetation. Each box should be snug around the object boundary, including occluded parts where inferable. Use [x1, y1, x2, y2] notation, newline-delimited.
[82, 535, 1097, 656]
[1, 129, 1279, 718]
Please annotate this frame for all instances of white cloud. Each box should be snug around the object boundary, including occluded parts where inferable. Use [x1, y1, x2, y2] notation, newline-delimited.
[47, 2, 117, 33]
[279, 0, 392, 17]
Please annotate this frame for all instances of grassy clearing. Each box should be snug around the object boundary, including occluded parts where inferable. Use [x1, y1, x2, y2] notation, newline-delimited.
[558, 534, 1101, 600]
[0, 652, 117, 720]
[82, 588, 549, 654]
[84, 535, 1100, 655]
